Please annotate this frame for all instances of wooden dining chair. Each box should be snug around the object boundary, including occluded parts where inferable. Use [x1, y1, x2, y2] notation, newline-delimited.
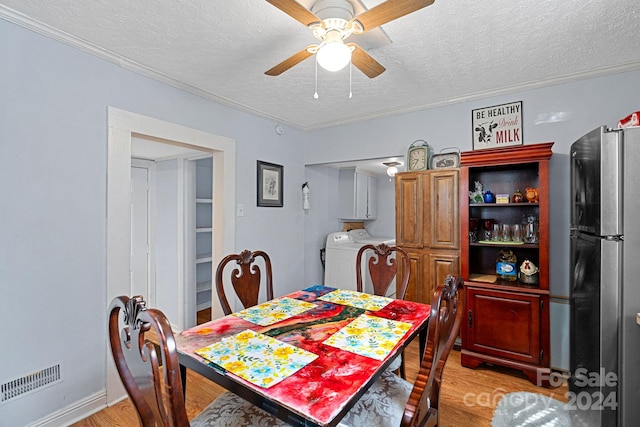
[215, 249, 273, 315]
[108, 295, 223, 426]
[202, 275, 464, 427]
[356, 243, 411, 300]
[356, 242, 411, 378]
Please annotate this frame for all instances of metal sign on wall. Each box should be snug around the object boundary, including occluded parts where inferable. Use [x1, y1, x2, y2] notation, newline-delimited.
[472, 101, 523, 150]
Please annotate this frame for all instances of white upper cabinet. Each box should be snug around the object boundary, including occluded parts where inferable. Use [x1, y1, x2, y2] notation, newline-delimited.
[339, 168, 377, 220]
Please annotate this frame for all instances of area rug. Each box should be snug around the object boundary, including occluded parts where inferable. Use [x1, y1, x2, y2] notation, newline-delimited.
[492, 392, 572, 426]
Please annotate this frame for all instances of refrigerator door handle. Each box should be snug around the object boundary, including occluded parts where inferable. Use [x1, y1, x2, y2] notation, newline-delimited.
[600, 129, 623, 236]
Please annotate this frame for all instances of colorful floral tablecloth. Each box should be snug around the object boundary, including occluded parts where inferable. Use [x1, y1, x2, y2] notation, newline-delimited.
[178, 285, 431, 426]
[195, 329, 318, 388]
[232, 297, 317, 326]
[322, 314, 412, 360]
[318, 289, 393, 311]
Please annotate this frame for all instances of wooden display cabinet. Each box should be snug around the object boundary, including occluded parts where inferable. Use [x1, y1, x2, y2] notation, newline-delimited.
[395, 169, 460, 304]
[459, 143, 553, 386]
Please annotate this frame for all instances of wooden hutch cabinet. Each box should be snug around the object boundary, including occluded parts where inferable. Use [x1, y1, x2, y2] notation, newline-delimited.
[459, 142, 553, 385]
[395, 170, 460, 304]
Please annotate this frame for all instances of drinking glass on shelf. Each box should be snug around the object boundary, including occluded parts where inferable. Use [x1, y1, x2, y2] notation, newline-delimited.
[469, 217, 480, 242]
[525, 223, 540, 243]
[501, 224, 512, 242]
[491, 223, 501, 241]
[512, 224, 523, 242]
[483, 218, 495, 241]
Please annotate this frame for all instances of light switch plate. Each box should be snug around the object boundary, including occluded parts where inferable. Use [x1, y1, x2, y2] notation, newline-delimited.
[237, 204, 245, 217]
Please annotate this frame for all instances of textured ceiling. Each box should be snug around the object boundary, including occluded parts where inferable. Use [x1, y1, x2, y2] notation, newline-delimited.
[2, 0, 640, 130]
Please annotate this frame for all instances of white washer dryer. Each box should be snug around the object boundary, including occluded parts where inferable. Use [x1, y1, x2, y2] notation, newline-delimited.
[324, 230, 396, 297]
[348, 229, 395, 246]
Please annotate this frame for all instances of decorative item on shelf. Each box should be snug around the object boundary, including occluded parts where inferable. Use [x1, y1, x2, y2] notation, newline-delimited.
[617, 111, 640, 129]
[496, 193, 510, 204]
[512, 189, 524, 203]
[469, 217, 480, 242]
[519, 259, 539, 284]
[469, 181, 484, 204]
[483, 190, 495, 203]
[523, 214, 539, 243]
[406, 139, 430, 171]
[496, 248, 518, 281]
[525, 187, 539, 203]
[483, 218, 495, 241]
[430, 147, 460, 169]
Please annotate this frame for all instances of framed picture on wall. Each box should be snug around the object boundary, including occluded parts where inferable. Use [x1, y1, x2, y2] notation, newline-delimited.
[257, 161, 283, 207]
[472, 101, 523, 150]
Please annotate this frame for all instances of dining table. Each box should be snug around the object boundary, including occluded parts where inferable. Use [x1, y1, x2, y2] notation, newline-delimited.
[175, 285, 431, 427]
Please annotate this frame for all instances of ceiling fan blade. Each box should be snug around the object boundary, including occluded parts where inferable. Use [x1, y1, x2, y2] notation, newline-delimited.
[348, 44, 386, 78]
[265, 47, 315, 76]
[353, 0, 435, 32]
[265, 0, 321, 26]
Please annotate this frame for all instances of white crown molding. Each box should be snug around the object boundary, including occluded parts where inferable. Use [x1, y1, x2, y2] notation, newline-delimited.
[0, 5, 293, 126]
[304, 61, 640, 131]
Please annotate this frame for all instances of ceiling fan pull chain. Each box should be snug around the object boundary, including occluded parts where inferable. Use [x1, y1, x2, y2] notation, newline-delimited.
[314, 56, 319, 99]
[349, 60, 352, 99]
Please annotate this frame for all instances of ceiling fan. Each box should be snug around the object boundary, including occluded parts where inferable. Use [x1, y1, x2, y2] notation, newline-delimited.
[264, 0, 435, 78]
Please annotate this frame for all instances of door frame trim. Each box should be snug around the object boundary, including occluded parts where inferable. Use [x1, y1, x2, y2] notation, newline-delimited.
[106, 107, 235, 404]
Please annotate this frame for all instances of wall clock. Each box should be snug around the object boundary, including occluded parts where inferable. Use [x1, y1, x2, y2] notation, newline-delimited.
[430, 148, 461, 169]
[407, 139, 430, 171]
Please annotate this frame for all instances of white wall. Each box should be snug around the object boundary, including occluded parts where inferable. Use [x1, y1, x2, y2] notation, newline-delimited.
[302, 165, 341, 286]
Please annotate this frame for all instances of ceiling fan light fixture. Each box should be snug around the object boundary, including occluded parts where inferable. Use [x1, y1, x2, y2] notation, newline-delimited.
[383, 161, 401, 177]
[316, 40, 352, 72]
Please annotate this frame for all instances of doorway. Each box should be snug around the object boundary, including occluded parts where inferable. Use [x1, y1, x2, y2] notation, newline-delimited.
[106, 107, 236, 404]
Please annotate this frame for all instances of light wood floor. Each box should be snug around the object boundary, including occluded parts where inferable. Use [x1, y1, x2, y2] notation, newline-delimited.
[74, 310, 567, 426]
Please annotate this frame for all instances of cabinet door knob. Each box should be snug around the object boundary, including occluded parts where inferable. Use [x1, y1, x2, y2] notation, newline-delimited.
[467, 310, 473, 328]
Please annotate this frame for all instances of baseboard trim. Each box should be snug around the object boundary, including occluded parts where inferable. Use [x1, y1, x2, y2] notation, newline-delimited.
[27, 391, 107, 427]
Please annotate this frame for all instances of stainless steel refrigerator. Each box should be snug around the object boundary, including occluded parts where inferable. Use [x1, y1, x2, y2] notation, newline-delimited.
[570, 125, 640, 426]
